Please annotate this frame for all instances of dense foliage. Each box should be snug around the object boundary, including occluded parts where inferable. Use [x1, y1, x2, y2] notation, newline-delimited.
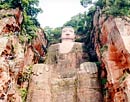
[44, 26, 62, 44]
[81, 0, 130, 16]
[0, 0, 42, 42]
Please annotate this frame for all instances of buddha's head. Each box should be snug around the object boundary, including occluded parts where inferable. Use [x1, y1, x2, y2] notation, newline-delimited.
[61, 26, 75, 42]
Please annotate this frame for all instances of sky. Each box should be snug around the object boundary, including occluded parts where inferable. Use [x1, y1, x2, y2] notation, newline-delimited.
[37, 0, 86, 28]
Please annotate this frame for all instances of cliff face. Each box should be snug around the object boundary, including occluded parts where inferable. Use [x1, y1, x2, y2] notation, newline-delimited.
[2, 6, 130, 102]
[0, 8, 47, 101]
[93, 10, 130, 101]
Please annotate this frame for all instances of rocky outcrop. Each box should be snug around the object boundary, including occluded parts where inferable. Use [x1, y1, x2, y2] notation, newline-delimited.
[24, 28, 47, 66]
[93, 10, 130, 102]
[0, 8, 23, 34]
[0, 8, 47, 101]
[27, 43, 102, 102]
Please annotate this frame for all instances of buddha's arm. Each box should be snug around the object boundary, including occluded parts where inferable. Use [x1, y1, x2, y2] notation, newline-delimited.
[45, 44, 58, 64]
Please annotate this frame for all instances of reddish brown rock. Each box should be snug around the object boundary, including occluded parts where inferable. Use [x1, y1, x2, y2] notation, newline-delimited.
[24, 28, 47, 67]
[0, 56, 22, 102]
[0, 8, 47, 101]
[0, 8, 22, 35]
[93, 13, 130, 101]
[0, 36, 24, 102]
[31, 28, 47, 63]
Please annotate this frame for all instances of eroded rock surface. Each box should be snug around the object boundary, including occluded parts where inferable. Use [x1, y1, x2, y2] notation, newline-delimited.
[93, 11, 130, 102]
[0, 8, 47, 101]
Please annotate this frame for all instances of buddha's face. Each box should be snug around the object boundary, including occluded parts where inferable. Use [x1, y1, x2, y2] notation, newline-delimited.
[61, 27, 75, 41]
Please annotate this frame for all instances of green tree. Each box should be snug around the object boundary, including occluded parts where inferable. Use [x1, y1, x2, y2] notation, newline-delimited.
[44, 26, 61, 44]
[21, 0, 42, 42]
[80, 0, 92, 7]
[81, 0, 130, 17]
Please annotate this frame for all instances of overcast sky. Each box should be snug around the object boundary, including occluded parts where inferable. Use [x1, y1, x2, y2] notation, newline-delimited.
[37, 0, 86, 28]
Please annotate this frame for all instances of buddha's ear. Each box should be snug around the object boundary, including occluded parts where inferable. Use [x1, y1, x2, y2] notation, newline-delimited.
[73, 33, 76, 41]
[74, 34, 78, 39]
[74, 34, 76, 38]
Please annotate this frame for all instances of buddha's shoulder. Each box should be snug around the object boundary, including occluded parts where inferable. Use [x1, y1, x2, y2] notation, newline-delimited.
[72, 42, 86, 52]
[74, 42, 84, 46]
[49, 43, 59, 47]
[48, 43, 59, 52]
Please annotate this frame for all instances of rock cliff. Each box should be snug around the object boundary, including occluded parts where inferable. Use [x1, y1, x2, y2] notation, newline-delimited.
[93, 9, 130, 101]
[0, 8, 47, 102]
[1, 5, 130, 102]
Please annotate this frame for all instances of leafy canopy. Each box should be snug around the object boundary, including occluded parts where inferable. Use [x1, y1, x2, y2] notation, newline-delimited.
[80, 0, 130, 16]
[44, 26, 62, 44]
